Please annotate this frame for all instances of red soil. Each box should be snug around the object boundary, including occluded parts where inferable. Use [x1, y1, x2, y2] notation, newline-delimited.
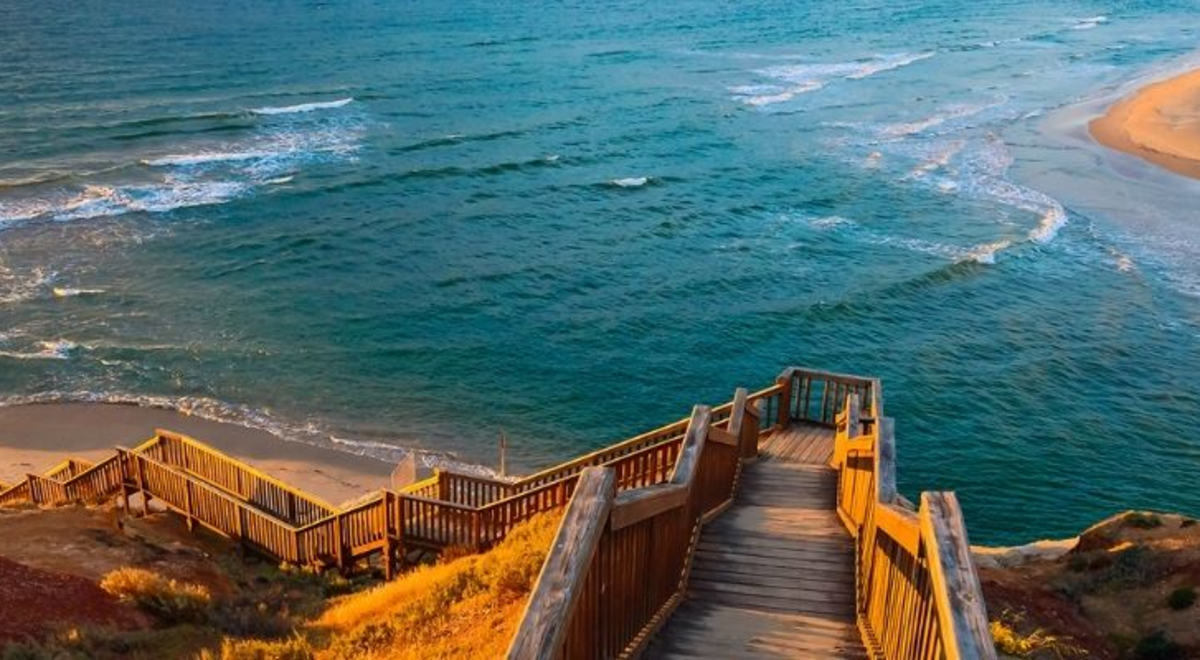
[0, 555, 143, 643]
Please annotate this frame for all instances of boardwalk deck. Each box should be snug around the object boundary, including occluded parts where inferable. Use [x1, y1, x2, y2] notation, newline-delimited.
[649, 422, 867, 659]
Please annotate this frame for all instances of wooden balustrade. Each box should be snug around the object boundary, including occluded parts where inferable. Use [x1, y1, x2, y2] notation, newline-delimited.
[822, 375, 993, 660]
[0, 480, 31, 506]
[778, 367, 877, 428]
[145, 430, 335, 525]
[508, 395, 760, 660]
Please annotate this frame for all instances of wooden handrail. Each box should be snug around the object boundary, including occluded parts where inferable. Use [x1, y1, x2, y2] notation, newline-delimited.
[823, 378, 994, 660]
[506, 467, 617, 659]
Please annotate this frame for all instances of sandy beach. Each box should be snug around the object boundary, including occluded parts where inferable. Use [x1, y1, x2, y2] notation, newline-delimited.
[0, 403, 397, 506]
[1090, 67, 1200, 180]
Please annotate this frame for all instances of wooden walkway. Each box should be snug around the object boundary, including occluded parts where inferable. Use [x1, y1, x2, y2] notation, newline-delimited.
[648, 422, 867, 659]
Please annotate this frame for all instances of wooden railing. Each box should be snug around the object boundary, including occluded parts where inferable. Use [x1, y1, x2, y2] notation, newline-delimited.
[141, 430, 336, 526]
[829, 383, 994, 659]
[508, 392, 761, 659]
[508, 368, 991, 660]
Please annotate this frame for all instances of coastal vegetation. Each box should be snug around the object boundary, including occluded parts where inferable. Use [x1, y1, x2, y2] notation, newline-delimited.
[981, 511, 1200, 659]
[0, 505, 560, 659]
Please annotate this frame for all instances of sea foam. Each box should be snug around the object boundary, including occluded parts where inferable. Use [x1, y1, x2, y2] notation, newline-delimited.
[250, 97, 354, 115]
[0, 339, 78, 360]
[735, 52, 934, 107]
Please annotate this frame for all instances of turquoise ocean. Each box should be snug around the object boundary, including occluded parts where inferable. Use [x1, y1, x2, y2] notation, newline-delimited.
[2, 0, 1199, 543]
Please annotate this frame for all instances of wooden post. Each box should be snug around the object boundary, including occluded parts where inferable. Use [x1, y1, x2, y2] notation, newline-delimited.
[115, 449, 130, 515]
[395, 493, 406, 572]
[775, 369, 793, 428]
[499, 431, 508, 478]
[333, 512, 346, 571]
[435, 469, 448, 501]
[24, 475, 37, 505]
[184, 479, 195, 532]
[135, 456, 150, 517]
[382, 491, 395, 580]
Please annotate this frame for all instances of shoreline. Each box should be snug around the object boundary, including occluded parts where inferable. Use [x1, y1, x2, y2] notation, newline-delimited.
[0, 402, 399, 506]
[1090, 66, 1200, 180]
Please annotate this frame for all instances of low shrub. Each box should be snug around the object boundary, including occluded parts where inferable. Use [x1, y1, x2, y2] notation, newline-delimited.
[198, 635, 315, 660]
[1166, 586, 1196, 610]
[1135, 631, 1185, 660]
[1124, 512, 1163, 529]
[100, 567, 211, 624]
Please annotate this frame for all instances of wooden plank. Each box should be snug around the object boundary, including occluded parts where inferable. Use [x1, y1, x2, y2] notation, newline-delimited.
[920, 492, 996, 660]
[506, 467, 616, 660]
[610, 484, 687, 531]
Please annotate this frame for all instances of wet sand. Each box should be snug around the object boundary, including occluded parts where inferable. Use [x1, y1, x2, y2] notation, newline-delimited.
[1090, 67, 1200, 180]
[0, 403, 397, 506]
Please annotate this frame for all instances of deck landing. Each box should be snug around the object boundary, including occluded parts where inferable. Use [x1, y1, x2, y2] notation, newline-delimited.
[648, 422, 867, 659]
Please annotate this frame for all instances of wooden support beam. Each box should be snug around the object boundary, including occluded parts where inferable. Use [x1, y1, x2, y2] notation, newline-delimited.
[507, 467, 617, 660]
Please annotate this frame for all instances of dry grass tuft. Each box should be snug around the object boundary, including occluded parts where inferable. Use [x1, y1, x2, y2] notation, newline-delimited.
[991, 610, 1086, 659]
[314, 510, 562, 660]
[100, 567, 211, 624]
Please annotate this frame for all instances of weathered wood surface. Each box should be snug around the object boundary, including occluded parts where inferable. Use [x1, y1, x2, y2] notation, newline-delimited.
[758, 422, 836, 465]
[648, 422, 867, 659]
[506, 468, 616, 660]
[921, 492, 993, 660]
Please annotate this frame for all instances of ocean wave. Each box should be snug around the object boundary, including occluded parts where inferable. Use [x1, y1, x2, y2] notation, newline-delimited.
[0, 339, 78, 360]
[250, 97, 354, 115]
[799, 213, 1014, 265]
[735, 52, 934, 106]
[0, 170, 75, 190]
[0, 264, 55, 305]
[955, 136, 1069, 244]
[0, 391, 499, 477]
[878, 101, 1001, 139]
[142, 150, 275, 167]
[2, 117, 362, 227]
[610, 176, 650, 188]
[1071, 16, 1108, 30]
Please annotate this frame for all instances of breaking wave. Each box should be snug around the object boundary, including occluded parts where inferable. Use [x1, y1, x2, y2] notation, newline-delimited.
[732, 52, 934, 106]
[0, 339, 79, 360]
[250, 97, 354, 115]
[0, 391, 499, 477]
